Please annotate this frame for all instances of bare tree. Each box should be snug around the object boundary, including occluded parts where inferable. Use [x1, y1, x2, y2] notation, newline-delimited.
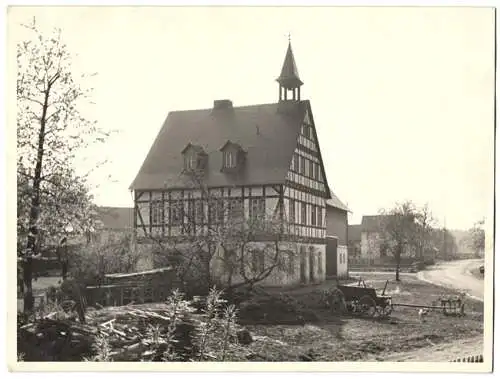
[428, 226, 458, 261]
[68, 234, 141, 287]
[414, 203, 435, 262]
[16, 18, 110, 312]
[467, 219, 485, 258]
[378, 201, 419, 281]
[136, 170, 295, 297]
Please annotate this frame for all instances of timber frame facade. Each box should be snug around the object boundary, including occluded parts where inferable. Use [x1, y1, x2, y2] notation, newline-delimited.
[130, 40, 346, 286]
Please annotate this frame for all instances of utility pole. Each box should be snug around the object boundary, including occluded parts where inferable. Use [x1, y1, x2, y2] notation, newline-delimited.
[443, 216, 447, 260]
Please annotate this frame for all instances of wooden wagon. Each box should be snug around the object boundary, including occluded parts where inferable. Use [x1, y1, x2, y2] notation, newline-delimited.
[324, 278, 393, 318]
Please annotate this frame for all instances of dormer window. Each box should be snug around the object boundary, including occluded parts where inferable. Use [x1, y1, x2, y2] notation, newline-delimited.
[181, 143, 207, 172]
[219, 140, 246, 172]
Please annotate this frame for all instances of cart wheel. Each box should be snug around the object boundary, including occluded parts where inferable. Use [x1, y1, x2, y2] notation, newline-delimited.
[359, 295, 377, 318]
[329, 288, 346, 315]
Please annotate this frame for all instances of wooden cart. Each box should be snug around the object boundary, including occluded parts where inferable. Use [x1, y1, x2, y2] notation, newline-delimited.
[324, 278, 393, 318]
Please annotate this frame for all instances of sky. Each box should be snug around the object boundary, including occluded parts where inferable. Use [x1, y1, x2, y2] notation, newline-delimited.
[7, 6, 495, 230]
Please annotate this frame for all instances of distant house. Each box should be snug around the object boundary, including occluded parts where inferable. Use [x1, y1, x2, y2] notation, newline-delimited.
[325, 192, 350, 278]
[347, 224, 362, 263]
[360, 215, 415, 265]
[360, 215, 384, 264]
[94, 206, 134, 243]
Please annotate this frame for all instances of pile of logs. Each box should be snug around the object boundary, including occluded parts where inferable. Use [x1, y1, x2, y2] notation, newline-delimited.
[18, 304, 197, 362]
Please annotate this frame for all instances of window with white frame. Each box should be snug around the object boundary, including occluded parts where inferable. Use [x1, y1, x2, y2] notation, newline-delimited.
[301, 202, 307, 225]
[185, 154, 197, 170]
[249, 198, 265, 220]
[151, 201, 163, 225]
[195, 200, 204, 224]
[170, 201, 183, 226]
[228, 198, 244, 221]
[223, 151, 236, 168]
[289, 199, 295, 224]
[316, 206, 322, 227]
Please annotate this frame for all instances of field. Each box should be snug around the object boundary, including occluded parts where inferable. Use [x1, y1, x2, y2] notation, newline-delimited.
[238, 273, 484, 361]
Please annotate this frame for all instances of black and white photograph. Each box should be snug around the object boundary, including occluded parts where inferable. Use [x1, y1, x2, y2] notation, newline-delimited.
[4, 4, 495, 372]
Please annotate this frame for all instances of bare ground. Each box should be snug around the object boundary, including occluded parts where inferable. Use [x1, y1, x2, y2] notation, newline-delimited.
[240, 274, 484, 361]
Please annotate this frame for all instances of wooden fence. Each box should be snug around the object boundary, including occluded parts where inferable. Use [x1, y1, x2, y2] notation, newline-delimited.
[450, 354, 483, 363]
[348, 264, 418, 273]
[84, 267, 178, 307]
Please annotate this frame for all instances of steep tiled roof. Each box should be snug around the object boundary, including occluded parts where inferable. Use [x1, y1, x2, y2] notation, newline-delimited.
[97, 207, 134, 230]
[348, 224, 362, 242]
[361, 215, 396, 233]
[130, 100, 331, 197]
[326, 190, 350, 212]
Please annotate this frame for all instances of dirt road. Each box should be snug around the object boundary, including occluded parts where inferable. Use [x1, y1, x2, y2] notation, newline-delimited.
[417, 259, 484, 301]
[381, 335, 484, 362]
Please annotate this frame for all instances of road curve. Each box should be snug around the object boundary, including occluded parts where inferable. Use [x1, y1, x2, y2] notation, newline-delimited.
[417, 259, 484, 301]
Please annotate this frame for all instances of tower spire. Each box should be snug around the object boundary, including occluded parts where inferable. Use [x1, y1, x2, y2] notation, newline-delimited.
[276, 38, 303, 102]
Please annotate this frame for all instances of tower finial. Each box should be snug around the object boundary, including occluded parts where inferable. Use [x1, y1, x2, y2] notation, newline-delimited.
[276, 36, 303, 102]
[288, 32, 291, 42]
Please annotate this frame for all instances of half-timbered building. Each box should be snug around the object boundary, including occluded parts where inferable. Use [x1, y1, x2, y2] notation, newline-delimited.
[130, 41, 347, 286]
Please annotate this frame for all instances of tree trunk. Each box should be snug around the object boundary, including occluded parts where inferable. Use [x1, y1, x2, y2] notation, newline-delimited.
[395, 247, 402, 282]
[61, 260, 68, 280]
[57, 244, 69, 280]
[23, 87, 50, 313]
[22, 258, 34, 311]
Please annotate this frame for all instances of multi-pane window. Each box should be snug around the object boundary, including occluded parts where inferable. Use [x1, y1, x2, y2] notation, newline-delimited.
[292, 152, 324, 182]
[293, 154, 299, 171]
[249, 198, 265, 220]
[316, 206, 322, 227]
[209, 199, 225, 224]
[195, 200, 204, 224]
[185, 154, 197, 171]
[223, 151, 236, 168]
[228, 199, 244, 221]
[289, 199, 295, 224]
[170, 201, 183, 226]
[301, 124, 313, 139]
[151, 201, 163, 225]
[301, 202, 307, 225]
[187, 200, 195, 222]
[311, 205, 317, 226]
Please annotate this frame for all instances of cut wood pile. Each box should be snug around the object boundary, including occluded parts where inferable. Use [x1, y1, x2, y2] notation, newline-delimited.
[17, 289, 260, 363]
[18, 303, 197, 361]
